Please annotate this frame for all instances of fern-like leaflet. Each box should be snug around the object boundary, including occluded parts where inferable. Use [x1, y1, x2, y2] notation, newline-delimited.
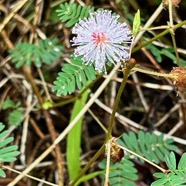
[0, 123, 20, 177]
[53, 56, 96, 96]
[1, 99, 17, 110]
[2, 99, 24, 127]
[9, 38, 63, 68]
[56, 3, 94, 27]
[151, 152, 186, 186]
[117, 131, 178, 164]
[99, 156, 138, 186]
[8, 110, 24, 127]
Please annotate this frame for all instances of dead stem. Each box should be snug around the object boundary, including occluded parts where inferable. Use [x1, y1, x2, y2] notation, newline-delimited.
[1, 13, 64, 186]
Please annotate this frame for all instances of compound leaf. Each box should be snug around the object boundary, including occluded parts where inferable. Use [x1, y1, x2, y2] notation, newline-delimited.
[118, 131, 178, 164]
[9, 38, 63, 68]
[53, 56, 96, 96]
[0, 123, 20, 177]
[56, 3, 94, 27]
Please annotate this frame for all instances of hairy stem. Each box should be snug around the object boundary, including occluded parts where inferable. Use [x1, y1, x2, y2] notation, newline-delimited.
[132, 67, 177, 79]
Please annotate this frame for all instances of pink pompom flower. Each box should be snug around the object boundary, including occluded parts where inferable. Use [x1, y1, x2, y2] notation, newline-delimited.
[71, 10, 133, 74]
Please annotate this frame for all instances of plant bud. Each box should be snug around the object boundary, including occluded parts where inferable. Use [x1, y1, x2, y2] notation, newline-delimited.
[170, 67, 186, 93]
[110, 138, 124, 163]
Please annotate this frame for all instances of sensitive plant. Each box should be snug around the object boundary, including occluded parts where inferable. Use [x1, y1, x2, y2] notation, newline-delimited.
[117, 131, 178, 164]
[0, 123, 20, 178]
[56, 3, 94, 27]
[53, 9, 133, 96]
[53, 56, 96, 96]
[54, 4, 186, 186]
[99, 156, 138, 186]
[1, 1, 186, 186]
[152, 152, 186, 186]
[9, 38, 63, 68]
[1, 99, 24, 127]
[71, 10, 133, 74]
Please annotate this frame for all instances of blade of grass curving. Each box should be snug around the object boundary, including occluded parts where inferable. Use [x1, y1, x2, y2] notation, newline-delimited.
[67, 90, 89, 181]
[75, 171, 104, 186]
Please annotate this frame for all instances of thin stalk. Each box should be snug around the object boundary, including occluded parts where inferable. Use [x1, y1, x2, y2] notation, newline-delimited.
[37, 67, 52, 102]
[22, 66, 43, 106]
[52, 97, 77, 108]
[106, 67, 131, 140]
[132, 20, 186, 53]
[68, 63, 132, 186]
[132, 67, 177, 79]
[104, 141, 111, 186]
[88, 109, 108, 133]
[4, 165, 58, 186]
[68, 144, 105, 186]
[117, 144, 166, 173]
[171, 33, 181, 66]
[168, 0, 181, 66]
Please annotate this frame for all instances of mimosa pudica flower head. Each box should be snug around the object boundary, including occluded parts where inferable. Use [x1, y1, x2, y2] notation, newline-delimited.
[71, 10, 133, 74]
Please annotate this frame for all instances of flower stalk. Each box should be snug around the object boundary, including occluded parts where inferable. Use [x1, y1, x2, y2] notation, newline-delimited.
[106, 61, 133, 141]
[68, 9, 135, 186]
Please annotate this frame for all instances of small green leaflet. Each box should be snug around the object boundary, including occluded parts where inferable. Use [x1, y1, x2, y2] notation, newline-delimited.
[133, 9, 140, 36]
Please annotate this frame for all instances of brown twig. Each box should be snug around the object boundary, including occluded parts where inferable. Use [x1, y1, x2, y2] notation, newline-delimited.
[31, 1, 64, 185]
[1, 10, 64, 185]
[0, 0, 29, 33]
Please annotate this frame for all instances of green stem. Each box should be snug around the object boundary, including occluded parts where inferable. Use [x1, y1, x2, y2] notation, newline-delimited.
[52, 97, 77, 108]
[106, 67, 131, 141]
[68, 63, 132, 186]
[132, 20, 186, 53]
[168, 0, 181, 66]
[68, 144, 105, 186]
